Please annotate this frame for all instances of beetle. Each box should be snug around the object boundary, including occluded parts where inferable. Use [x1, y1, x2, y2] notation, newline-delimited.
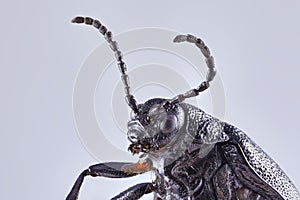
[66, 16, 300, 200]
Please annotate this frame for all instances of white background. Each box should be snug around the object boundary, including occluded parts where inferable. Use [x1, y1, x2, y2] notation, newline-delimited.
[1, 1, 300, 200]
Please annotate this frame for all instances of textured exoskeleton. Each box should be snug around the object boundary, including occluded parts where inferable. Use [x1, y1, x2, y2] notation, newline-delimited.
[66, 16, 300, 200]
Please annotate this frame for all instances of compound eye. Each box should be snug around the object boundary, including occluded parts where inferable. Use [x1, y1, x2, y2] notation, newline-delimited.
[160, 115, 178, 133]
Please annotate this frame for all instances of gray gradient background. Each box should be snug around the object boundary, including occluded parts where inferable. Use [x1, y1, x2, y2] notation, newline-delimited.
[1, 1, 300, 200]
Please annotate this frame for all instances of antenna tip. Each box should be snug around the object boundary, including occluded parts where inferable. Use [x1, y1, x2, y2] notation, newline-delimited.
[173, 35, 187, 43]
[71, 16, 84, 24]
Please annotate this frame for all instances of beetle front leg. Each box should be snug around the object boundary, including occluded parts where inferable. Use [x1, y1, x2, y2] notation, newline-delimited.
[111, 182, 154, 200]
[66, 162, 139, 200]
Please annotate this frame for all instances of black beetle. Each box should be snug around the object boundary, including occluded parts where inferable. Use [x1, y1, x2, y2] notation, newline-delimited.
[66, 16, 300, 200]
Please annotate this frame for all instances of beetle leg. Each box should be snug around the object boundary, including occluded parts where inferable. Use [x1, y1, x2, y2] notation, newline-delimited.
[121, 158, 152, 174]
[66, 162, 139, 200]
[213, 164, 238, 200]
[236, 187, 266, 200]
[111, 182, 154, 200]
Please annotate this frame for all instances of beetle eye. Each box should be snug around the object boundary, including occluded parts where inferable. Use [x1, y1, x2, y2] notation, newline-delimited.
[160, 115, 178, 133]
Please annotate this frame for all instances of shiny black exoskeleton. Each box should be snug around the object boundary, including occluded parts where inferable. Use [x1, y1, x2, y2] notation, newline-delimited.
[66, 16, 300, 200]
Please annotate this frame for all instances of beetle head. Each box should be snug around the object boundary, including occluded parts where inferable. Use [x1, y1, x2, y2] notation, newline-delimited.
[127, 98, 185, 154]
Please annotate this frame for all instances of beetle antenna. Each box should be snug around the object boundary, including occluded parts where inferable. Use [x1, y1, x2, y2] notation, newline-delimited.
[71, 16, 139, 114]
[170, 34, 216, 104]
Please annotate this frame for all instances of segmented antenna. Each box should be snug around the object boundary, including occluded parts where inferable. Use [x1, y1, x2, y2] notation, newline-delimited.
[170, 34, 216, 104]
[71, 16, 139, 114]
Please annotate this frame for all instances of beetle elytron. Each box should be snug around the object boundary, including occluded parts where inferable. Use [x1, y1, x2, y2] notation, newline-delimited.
[66, 16, 300, 200]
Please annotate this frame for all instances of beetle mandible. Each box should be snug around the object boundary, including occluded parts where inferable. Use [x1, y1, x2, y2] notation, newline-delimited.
[66, 16, 300, 200]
